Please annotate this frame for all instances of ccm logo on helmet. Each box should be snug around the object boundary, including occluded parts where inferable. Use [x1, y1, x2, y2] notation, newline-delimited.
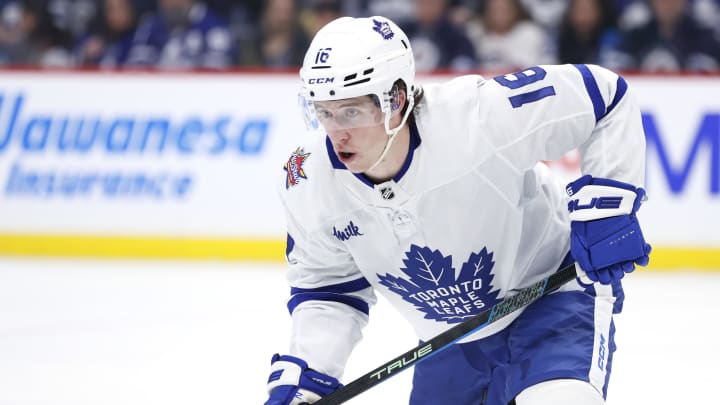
[568, 196, 623, 212]
[308, 77, 335, 84]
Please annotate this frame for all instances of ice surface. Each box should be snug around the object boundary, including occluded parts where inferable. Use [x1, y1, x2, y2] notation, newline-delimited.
[0, 258, 717, 404]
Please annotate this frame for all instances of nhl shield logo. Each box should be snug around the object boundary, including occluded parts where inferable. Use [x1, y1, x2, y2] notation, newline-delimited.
[284, 147, 310, 188]
[380, 186, 395, 200]
[372, 19, 395, 40]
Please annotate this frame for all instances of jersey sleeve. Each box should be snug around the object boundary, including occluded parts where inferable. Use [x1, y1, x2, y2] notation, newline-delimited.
[277, 163, 376, 379]
[484, 64, 645, 186]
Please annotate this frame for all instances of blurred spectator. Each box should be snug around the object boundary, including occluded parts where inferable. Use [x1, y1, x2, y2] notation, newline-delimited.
[0, 0, 25, 61]
[616, 0, 652, 30]
[217, 0, 262, 58]
[365, 0, 416, 23]
[446, 0, 478, 27]
[0, 0, 716, 72]
[300, 0, 342, 38]
[73, 0, 138, 68]
[605, 0, 720, 72]
[616, 0, 720, 31]
[318, 0, 364, 19]
[126, 0, 233, 70]
[400, 0, 476, 72]
[0, 0, 72, 66]
[467, 0, 554, 71]
[519, 0, 569, 31]
[692, 0, 720, 32]
[557, 0, 620, 64]
[46, 0, 97, 41]
[237, 0, 309, 68]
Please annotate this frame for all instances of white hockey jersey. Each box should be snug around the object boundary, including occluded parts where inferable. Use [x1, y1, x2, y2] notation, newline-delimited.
[277, 64, 645, 378]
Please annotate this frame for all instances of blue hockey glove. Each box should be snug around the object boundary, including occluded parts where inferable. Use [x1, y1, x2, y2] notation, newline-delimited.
[566, 175, 652, 284]
[265, 354, 341, 405]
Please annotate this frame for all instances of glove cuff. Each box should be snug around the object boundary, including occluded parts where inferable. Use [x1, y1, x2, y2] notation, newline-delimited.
[267, 354, 306, 393]
[266, 354, 341, 398]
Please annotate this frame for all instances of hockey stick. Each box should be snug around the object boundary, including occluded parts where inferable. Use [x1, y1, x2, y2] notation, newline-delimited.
[313, 263, 578, 405]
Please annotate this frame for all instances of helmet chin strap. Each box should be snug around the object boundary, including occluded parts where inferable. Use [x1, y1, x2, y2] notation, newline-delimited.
[365, 127, 400, 173]
[366, 97, 415, 174]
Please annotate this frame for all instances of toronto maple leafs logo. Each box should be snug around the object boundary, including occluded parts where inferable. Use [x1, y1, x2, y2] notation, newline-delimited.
[372, 19, 394, 40]
[378, 245, 500, 324]
[284, 147, 310, 189]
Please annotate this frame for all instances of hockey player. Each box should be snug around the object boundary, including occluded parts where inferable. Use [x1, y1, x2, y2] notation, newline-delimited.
[265, 16, 651, 405]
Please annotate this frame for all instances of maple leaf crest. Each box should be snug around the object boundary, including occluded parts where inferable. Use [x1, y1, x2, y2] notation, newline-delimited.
[377, 245, 500, 324]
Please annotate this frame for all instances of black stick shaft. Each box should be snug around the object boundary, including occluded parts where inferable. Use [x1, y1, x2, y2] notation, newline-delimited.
[314, 263, 577, 405]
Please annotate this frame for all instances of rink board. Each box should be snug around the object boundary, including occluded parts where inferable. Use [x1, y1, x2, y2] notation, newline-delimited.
[0, 70, 718, 269]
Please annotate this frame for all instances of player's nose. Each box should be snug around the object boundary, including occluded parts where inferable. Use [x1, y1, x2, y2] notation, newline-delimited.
[327, 129, 350, 143]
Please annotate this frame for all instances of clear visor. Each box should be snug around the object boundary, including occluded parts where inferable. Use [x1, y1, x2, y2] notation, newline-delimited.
[299, 93, 398, 131]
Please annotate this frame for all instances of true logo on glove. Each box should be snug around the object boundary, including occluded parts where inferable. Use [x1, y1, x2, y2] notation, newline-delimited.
[568, 196, 623, 212]
[310, 376, 335, 386]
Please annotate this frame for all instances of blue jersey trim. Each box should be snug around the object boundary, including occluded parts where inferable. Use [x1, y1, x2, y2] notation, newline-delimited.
[324, 120, 422, 187]
[326, 136, 345, 170]
[290, 277, 371, 295]
[392, 120, 422, 181]
[287, 292, 370, 315]
[285, 233, 295, 260]
[573, 64, 605, 122]
[325, 136, 375, 187]
[601, 76, 628, 120]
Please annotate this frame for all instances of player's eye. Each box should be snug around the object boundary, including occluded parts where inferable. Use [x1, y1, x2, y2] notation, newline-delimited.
[343, 108, 361, 120]
[316, 109, 332, 120]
